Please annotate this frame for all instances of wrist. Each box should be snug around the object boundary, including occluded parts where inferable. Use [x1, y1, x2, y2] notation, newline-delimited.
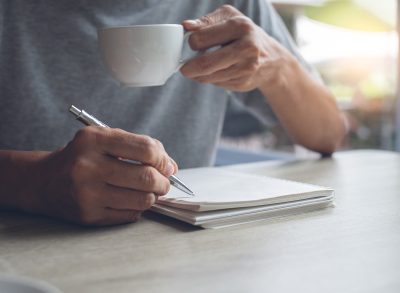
[258, 52, 300, 99]
[0, 150, 52, 213]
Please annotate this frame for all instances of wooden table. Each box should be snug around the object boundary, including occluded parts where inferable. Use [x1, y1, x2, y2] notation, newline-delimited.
[1, 150, 399, 293]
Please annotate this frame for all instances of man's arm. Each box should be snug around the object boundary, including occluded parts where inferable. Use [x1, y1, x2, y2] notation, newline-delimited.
[0, 127, 178, 225]
[257, 48, 346, 154]
[180, 5, 346, 154]
[0, 150, 48, 211]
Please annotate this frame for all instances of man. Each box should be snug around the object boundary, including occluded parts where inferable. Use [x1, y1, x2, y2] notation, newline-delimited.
[0, 1, 346, 225]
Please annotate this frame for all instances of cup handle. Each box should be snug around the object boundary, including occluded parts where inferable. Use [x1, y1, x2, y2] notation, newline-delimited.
[175, 32, 199, 72]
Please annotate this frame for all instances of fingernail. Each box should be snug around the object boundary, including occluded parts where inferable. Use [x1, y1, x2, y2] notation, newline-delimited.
[166, 161, 175, 177]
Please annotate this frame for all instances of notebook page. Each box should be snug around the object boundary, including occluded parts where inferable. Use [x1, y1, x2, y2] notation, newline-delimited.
[158, 168, 333, 211]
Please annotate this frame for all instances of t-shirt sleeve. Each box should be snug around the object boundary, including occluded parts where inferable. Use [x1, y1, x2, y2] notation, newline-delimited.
[228, 0, 322, 127]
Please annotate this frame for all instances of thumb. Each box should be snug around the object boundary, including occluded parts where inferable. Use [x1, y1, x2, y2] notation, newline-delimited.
[182, 19, 202, 31]
[182, 15, 221, 31]
[182, 5, 241, 31]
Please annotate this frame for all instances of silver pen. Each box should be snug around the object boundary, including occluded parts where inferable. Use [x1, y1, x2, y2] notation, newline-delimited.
[69, 105, 194, 196]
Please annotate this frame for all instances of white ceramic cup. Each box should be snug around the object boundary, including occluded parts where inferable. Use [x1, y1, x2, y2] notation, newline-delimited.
[98, 24, 190, 87]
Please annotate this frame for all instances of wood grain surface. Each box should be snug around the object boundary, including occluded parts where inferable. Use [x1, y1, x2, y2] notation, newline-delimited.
[1, 150, 399, 293]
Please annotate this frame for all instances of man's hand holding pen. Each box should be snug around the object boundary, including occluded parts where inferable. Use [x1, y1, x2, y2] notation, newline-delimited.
[27, 126, 178, 226]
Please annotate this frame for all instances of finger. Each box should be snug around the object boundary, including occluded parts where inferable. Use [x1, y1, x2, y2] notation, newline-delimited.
[214, 76, 250, 91]
[182, 5, 242, 31]
[168, 159, 178, 175]
[186, 16, 251, 51]
[98, 128, 175, 177]
[181, 44, 243, 78]
[194, 57, 259, 84]
[153, 139, 178, 174]
[194, 64, 244, 84]
[102, 156, 170, 194]
[101, 184, 158, 211]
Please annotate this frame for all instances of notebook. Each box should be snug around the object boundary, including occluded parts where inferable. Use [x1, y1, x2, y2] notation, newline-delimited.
[151, 167, 334, 228]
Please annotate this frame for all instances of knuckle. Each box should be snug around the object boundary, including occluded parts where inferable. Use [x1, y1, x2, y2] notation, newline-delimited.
[199, 14, 213, 26]
[231, 16, 254, 33]
[140, 135, 157, 149]
[157, 156, 170, 174]
[220, 4, 238, 14]
[247, 59, 260, 72]
[153, 139, 165, 150]
[242, 41, 259, 56]
[138, 135, 158, 161]
[140, 166, 158, 188]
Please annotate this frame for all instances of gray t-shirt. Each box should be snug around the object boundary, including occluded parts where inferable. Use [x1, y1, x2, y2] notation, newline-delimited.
[0, 0, 315, 168]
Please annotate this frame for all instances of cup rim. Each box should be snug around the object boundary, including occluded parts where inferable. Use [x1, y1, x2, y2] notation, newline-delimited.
[98, 24, 182, 31]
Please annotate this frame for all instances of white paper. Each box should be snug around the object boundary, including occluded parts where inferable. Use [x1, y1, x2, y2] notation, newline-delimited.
[158, 168, 333, 211]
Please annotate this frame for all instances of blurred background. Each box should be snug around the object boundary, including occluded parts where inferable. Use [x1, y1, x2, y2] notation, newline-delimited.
[216, 0, 399, 165]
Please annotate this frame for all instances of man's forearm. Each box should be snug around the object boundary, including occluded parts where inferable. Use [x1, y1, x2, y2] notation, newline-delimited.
[179, 5, 346, 155]
[0, 150, 49, 211]
[258, 56, 346, 154]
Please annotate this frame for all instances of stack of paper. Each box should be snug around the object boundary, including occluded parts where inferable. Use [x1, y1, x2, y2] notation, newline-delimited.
[152, 168, 334, 228]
